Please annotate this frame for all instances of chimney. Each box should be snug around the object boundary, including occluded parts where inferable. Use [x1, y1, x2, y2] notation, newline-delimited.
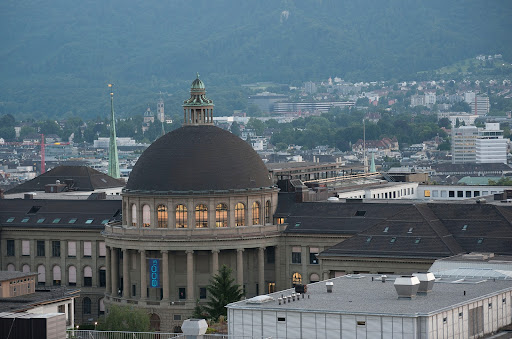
[24, 193, 34, 200]
[326, 281, 333, 293]
[412, 272, 435, 294]
[394, 276, 420, 299]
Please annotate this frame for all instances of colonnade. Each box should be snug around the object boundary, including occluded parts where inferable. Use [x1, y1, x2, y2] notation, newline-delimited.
[106, 245, 276, 303]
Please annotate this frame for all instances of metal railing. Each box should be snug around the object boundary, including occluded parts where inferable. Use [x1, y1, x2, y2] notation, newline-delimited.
[67, 330, 254, 339]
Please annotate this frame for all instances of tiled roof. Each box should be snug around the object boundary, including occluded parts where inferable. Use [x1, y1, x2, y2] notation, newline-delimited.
[6, 166, 124, 194]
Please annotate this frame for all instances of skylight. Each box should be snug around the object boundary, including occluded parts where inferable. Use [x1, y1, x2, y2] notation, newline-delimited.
[477, 238, 484, 244]
[6, 217, 14, 223]
[52, 218, 61, 223]
[27, 206, 41, 214]
[390, 237, 396, 243]
[355, 210, 366, 217]
[85, 219, 94, 224]
[37, 218, 45, 223]
[462, 225, 468, 231]
[407, 227, 413, 234]
[21, 217, 29, 223]
[366, 236, 372, 243]
[68, 218, 77, 224]
[415, 238, 421, 244]
[101, 219, 109, 225]
[383, 227, 389, 233]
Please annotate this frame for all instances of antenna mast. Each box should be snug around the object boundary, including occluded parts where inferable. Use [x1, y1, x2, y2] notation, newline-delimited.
[108, 84, 120, 178]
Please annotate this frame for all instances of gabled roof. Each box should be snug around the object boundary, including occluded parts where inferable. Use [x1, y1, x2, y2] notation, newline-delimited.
[6, 166, 125, 194]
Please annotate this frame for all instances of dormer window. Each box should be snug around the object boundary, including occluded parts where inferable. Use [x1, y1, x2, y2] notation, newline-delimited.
[383, 227, 389, 233]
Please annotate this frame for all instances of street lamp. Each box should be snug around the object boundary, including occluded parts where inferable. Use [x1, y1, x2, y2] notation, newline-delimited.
[94, 322, 98, 330]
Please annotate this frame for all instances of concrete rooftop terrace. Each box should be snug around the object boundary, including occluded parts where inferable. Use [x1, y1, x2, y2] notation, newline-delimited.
[228, 274, 512, 317]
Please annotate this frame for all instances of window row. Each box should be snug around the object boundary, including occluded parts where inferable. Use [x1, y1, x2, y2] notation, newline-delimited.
[292, 272, 320, 285]
[20, 264, 108, 287]
[6, 240, 105, 258]
[291, 246, 320, 264]
[131, 200, 272, 228]
[3, 217, 107, 225]
[82, 297, 104, 315]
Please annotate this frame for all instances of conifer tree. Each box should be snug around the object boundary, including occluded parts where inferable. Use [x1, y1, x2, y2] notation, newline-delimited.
[204, 265, 243, 320]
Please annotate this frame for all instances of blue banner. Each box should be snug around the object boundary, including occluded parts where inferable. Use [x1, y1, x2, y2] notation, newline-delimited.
[148, 258, 161, 288]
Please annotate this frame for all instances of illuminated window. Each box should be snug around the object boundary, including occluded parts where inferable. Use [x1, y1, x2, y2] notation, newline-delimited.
[276, 217, 285, 225]
[268, 282, 276, 293]
[292, 272, 302, 286]
[265, 200, 271, 224]
[157, 205, 168, 228]
[176, 205, 187, 228]
[195, 204, 208, 228]
[216, 203, 228, 227]
[235, 203, 245, 226]
[252, 201, 260, 225]
[142, 205, 150, 227]
[131, 204, 137, 226]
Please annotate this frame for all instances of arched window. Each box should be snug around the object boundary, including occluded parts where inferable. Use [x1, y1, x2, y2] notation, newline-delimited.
[292, 272, 302, 286]
[53, 265, 61, 286]
[142, 205, 150, 227]
[265, 200, 271, 224]
[68, 266, 77, 286]
[150, 313, 161, 331]
[157, 205, 168, 228]
[252, 201, 260, 225]
[176, 204, 187, 228]
[7, 264, 15, 271]
[99, 267, 106, 287]
[83, 266, 92, 286]
[83, 297, 91, 314]
[310, 273, 320, 283]
[235, 203, 246, 226]
[131, 204, 137, 226]
[99, 298, 105, 315]
[22, 264, 30, 273]
[37, 265, 46, 285]
[216, 203, 228, 228]
[195, 204, 208, 228]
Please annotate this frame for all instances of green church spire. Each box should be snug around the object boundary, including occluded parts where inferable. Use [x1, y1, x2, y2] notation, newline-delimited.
[108, 84, 120, 179]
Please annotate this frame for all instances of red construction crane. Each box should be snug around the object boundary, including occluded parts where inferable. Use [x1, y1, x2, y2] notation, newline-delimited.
[1, 134, 70, 174]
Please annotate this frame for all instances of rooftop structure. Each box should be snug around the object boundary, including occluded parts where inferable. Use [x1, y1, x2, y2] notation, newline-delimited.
[227, 274, 512, 338]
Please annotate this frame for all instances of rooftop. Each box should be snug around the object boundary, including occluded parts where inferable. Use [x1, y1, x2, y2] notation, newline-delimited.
[0, 286, 78, 313]
[228, 274, 512, 317]
[0, 271, 37, 282]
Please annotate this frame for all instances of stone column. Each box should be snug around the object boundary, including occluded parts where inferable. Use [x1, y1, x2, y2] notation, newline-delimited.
[323, 270, 329, 280]
[236, 249, 244, 287]
[122, 249, 129, 298]
[105, 247, 111, 294]
[301, 246, 308, 281]
[211, 249, 219, 274]
[161, 250, 169, 301]
[274, 246, 280, 290]
[111, 247, 118, 296]
[140, 250, 147, 300]
[258, 247, 265, 295]
[186, 250, 194, 301]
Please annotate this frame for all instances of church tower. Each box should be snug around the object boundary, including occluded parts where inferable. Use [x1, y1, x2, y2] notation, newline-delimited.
[107, 84, 120, 179]
[182, 73, 214, 126]
[157, 98, 165, 122]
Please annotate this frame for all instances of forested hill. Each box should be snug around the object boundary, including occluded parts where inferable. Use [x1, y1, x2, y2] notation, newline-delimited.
[1, 0, 511, 118]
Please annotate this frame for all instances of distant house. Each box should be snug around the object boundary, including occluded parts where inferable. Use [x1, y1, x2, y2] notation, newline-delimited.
[352, 137, 399, 154]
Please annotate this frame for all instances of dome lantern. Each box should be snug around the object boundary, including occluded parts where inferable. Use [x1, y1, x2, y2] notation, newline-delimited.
[183, 73, 214, 126]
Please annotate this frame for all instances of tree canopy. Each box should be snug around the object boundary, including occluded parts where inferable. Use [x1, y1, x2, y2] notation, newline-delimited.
[97, 305, 150, 332]
[204, 265, 243, 321]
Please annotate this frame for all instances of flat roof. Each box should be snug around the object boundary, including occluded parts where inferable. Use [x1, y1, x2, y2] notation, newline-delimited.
[228, 274, 512, 317]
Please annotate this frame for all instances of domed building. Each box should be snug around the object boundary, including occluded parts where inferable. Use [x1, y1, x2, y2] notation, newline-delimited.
[103, 76, 281, 331]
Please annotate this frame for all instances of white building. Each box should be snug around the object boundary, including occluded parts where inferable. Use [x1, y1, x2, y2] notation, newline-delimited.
[473, 95, 490, 116]
[93, 137, 137, 148]
[476, 123, 507, 164]
[424, 93, 436, 108]
[464, 92, 476, 104]
[227, 274, 512, 339]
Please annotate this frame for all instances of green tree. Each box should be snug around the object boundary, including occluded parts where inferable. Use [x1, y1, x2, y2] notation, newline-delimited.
[438, 117, 451, 129]
[97, 305, 150, 332]
[247, 118, 265, 135]
[488, 177, 512, 186]
[230, 122, 241, 137]
[191, 299, 207, 319]
[204, 265, 243, 321]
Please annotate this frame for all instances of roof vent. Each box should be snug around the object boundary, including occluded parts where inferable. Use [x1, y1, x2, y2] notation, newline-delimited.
[327, 197, 340, 202]
[394, 275, 420, 299]
[326, 281, 333, 293]
[412, 272, 435, 294]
